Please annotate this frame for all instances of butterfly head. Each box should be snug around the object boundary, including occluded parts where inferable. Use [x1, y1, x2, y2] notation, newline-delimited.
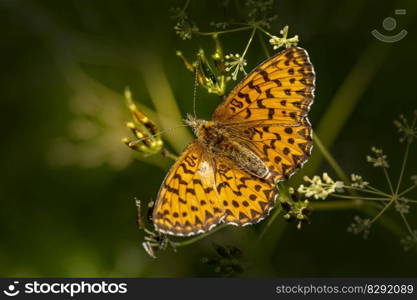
[184, 113, 210, 137]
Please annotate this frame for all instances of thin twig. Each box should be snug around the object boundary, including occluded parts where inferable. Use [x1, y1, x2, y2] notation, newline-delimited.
[399, 184, 417, 197]
[398, 211, 415, 237]
[241, 27, 257, 58]
[257, 31, 271, 58]
[196, 26, 252, 36]
[395, 142, 410, 195]
[383, 167, 395, 195]
[370, 199, 394, 224]
[331, 194, 390, 202]
[313, 132, 350, 184]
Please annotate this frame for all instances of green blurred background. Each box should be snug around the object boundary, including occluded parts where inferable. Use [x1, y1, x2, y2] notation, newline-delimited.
[1, 0, 416, 277]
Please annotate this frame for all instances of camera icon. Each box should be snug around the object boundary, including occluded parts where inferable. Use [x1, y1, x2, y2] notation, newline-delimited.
[3, 281, 20, 297]
[372, 9, 407, 43]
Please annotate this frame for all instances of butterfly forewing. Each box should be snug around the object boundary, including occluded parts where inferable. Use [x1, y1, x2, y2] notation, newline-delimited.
[212, 47, 315, 125]
[213, 47, 315, 183]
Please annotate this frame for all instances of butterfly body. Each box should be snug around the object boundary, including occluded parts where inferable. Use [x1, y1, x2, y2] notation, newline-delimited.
[153, 47, 315, 236]
[186, 115, 269, 179]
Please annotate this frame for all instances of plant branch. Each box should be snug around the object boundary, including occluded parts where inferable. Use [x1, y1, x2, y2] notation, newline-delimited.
[396, 142, 410, 195]
[383, 167, 395, 195]
[331, 194, 390, 202]
[313, 132, 350, 184]
[370, 200, 394, 224]
[196, 26, 252, 36]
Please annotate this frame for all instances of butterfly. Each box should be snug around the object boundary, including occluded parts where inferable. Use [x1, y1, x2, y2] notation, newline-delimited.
[153, 47, 315, 236]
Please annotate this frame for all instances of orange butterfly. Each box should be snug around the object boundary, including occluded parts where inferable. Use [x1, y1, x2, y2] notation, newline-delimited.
[153, 47, 315, 236]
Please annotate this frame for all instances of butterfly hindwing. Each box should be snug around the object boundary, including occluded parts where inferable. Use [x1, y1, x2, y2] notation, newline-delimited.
[214, 156, 277, 225]
[230, 119, 313, 182]
[153, 141, 224, 236]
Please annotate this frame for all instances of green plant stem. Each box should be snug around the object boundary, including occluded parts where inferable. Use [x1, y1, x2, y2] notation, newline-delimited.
[257, 182, 288, 241]
[162, 148, 178, 161]
[182, 0, 191, 11]
[362, 185, 391, 195]
[256, 25, 274, 38]
[313, 132, 350, 184]
[196, 26, 252, 36]
[172, 224, 228, 247]
[404, 199, 417, 203]
[370, 200, 394, 223]
[310, 200, 362, 211]
[395, 142, 410, 195]
[257, 204, 282, 242]
[331, 194, 390, 201]
[399, 184, 417, 197]
[383, 167, 395, 195]
[257, 31, 271, 58]
[241, 27, 257, 58]
[399, 211, 415, 237]
[343, 186, 391, 197]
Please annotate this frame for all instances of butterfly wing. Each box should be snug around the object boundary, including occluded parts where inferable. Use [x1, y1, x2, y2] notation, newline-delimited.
[212, 47, 315, 125]
[153, 47, 315, 234]
[213, 47, 315, 182]
[153, 141, 224, 236]
[229, 119, 313, 182]
[214, 156, 277, 226]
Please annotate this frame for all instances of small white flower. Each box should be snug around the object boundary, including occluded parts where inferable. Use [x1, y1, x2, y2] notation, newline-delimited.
[366, 147, 389, 168]
[393, 112, 417, 143]
[174, 20, 199, 40]
[347, 216, 372, 239]
[395, 198, 410, 214]
[350, 174, 369, 188]
[401, 230, 417, 251]
[210, 21, 229, 30]
[169, 7, 188, 22]
[225, 53, 248, 81]
[269, 25, 299, 50]
[297, 173, 343, 200]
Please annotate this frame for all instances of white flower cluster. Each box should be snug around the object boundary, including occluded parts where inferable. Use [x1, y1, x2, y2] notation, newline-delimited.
[347, 216, 372, 239]
[269, 25, 299, 50]
[366, 147, 389, 168]
[395, 198, 410, 214]
[401, 230, 417, 251]
[393, 112, 417, 143]
[350, 174, 369, 188]
[297, 173, 344, 200]
[210, 21, 229, 30]
[225, 53, 248, 81]
[174, 21, 199, 40]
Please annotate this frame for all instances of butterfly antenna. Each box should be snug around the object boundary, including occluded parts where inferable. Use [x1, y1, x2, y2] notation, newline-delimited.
[128, 124, 190, 147]
[192, 68, 198, 118]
